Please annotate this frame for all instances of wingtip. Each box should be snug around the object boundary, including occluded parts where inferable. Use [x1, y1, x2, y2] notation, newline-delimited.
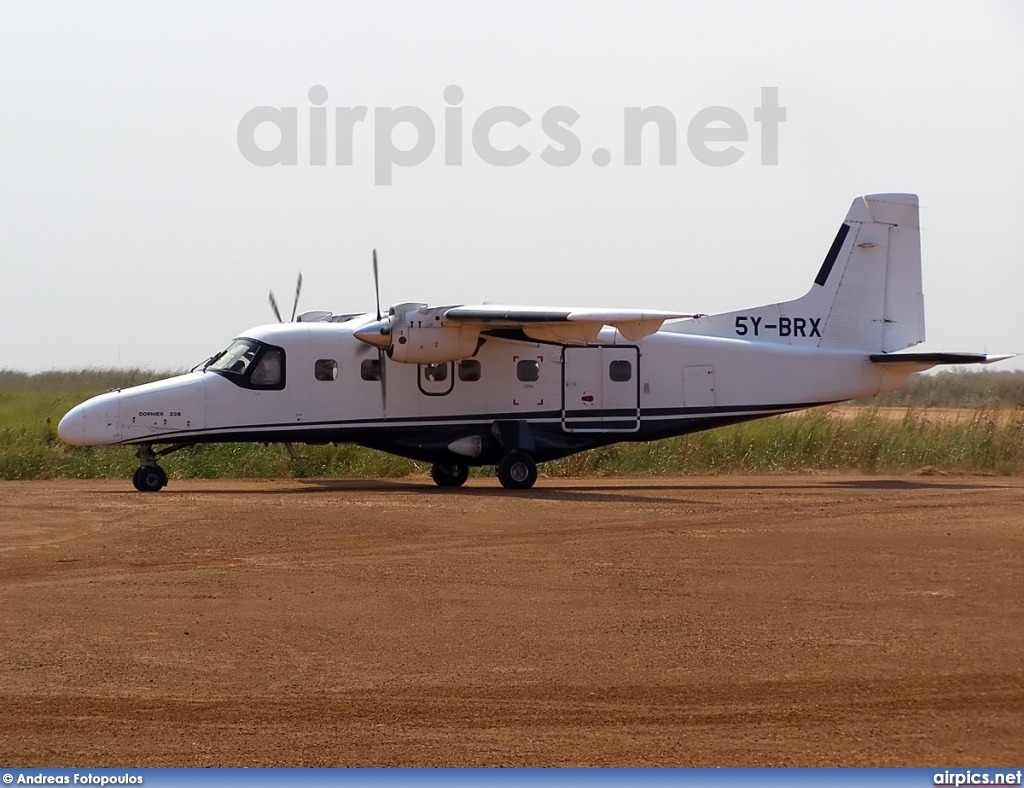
[980, 354, 1018, 365]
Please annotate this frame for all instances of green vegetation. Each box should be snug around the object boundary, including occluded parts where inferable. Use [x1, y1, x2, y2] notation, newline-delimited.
[549, 407, 1023, 477]
[1, 368, 1022, 480]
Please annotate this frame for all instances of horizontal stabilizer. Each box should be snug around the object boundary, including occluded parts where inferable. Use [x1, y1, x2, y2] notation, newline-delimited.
[869, 352, 1016, 372]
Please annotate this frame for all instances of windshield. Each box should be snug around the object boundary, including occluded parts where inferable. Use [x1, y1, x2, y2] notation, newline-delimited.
[206, 339, 258, 375]
[205, 338, 286, 390]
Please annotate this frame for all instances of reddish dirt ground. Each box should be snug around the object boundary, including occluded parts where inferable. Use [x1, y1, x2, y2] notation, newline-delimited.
[0, 475, 1021, 766]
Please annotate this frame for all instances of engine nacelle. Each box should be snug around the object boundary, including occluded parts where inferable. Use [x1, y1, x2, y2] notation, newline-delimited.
[388, 317, 480, 364]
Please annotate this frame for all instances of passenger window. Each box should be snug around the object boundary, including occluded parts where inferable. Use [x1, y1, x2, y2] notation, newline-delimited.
[458, 359, 481, 382]
[517, 359, 539, 382]
[315, 359, 338, 381]
[250, 348, 284, 387]
[609, 360, 632, 382]
[360, 359, 381, 381]
[423, 362, 448, 383]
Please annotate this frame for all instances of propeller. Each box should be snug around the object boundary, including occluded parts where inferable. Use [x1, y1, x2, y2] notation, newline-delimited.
[354, 249, 393, 348]
[373, 248, 381, 321]
[290, 273, 303, 322]
[371, 249, 387, 416]
[268, 273, 303, 323]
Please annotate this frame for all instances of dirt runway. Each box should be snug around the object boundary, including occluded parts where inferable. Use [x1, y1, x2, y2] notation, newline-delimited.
[1, 475, 1021, 766]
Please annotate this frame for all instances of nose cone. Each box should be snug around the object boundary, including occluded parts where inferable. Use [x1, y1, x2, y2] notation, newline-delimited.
[57, 392, 122, 446]
[57, 406, 85, 445]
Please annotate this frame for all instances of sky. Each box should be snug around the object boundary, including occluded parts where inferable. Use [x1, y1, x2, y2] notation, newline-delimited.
[1, 0, 1022, 372]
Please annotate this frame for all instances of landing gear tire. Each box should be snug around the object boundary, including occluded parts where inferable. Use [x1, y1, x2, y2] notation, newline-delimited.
[133, 465, 167, 492]
[496, 451, 537, 490]
[431, 462, 470, 488]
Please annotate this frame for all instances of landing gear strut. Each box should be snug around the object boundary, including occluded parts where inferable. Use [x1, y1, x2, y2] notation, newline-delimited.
[496, 451, 537, 490]
[430, 461, 469, 488]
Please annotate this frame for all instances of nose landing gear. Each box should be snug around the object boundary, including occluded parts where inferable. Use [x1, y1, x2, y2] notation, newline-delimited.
[130, 443, 191, 492]
[132, 463, 168, 492]
[132, 444, 167, 492]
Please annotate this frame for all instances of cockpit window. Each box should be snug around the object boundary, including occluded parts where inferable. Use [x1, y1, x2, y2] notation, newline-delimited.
[206, 338, 286, 390]
[207, 339, 258, 374]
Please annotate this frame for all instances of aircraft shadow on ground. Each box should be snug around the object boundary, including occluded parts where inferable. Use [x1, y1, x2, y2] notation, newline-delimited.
[297, 479, 690, 505]
[122, 476, 1005, 503]
[90, 476, 1005, 502]
[821, 479, 1001, 491]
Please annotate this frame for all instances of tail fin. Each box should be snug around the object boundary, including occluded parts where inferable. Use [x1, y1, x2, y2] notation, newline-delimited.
[671, 193, 926, 352]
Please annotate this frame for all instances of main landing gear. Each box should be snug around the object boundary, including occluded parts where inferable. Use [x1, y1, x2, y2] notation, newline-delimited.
[430, 461, 470, 488]
[495, 451, 537, 490]
[429, 452, 538, 490]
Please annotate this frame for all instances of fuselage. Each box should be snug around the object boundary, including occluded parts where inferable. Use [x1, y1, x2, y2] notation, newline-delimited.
[57, 314, 909, 465]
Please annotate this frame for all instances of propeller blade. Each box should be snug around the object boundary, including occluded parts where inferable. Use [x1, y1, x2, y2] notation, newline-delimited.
[289, 272, 303, 322]
[268, 291, 283, 323]
[378, 349, 388, 417]
[372, 248, 381, 321]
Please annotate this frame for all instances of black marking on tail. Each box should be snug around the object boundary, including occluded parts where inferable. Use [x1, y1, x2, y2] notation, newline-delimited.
[814, 223, 851, 287]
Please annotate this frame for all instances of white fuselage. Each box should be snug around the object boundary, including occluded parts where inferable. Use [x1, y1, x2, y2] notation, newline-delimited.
[57, 314, 909, 463]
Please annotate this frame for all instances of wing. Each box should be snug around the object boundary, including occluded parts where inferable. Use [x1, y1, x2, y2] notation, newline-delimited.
[442, 305, 701, 343]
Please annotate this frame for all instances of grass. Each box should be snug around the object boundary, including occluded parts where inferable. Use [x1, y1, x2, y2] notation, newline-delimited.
[1, 368, 1022, 480]
[547, 407, 1024, 477]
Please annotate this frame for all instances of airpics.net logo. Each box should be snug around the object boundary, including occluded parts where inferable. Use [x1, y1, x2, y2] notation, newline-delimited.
[934, 771, 1024, 786]
[236, 85, 786, 185]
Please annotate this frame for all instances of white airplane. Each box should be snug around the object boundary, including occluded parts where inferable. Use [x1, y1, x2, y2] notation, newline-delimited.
[58, 193, 1011, 491]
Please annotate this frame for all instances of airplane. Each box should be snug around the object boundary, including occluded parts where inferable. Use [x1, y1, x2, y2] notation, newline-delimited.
[58, 193, 1012, 491]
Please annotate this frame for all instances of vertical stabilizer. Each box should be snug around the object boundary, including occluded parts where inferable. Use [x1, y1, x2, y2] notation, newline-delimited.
[670, 193, 926, 352]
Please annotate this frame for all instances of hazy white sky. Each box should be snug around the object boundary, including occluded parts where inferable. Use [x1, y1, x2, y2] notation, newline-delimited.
[2, 0, 1022, 372]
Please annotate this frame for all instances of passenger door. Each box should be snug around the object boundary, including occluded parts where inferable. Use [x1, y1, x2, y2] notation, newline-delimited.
[561, 346, 640, 432]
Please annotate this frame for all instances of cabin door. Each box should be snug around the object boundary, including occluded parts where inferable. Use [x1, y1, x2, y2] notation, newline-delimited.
[561, 346, 640, 432]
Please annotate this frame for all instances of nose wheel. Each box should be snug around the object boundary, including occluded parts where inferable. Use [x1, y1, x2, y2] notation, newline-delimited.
[133, 465, 168, 492]
[132, 444, 168, 492]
